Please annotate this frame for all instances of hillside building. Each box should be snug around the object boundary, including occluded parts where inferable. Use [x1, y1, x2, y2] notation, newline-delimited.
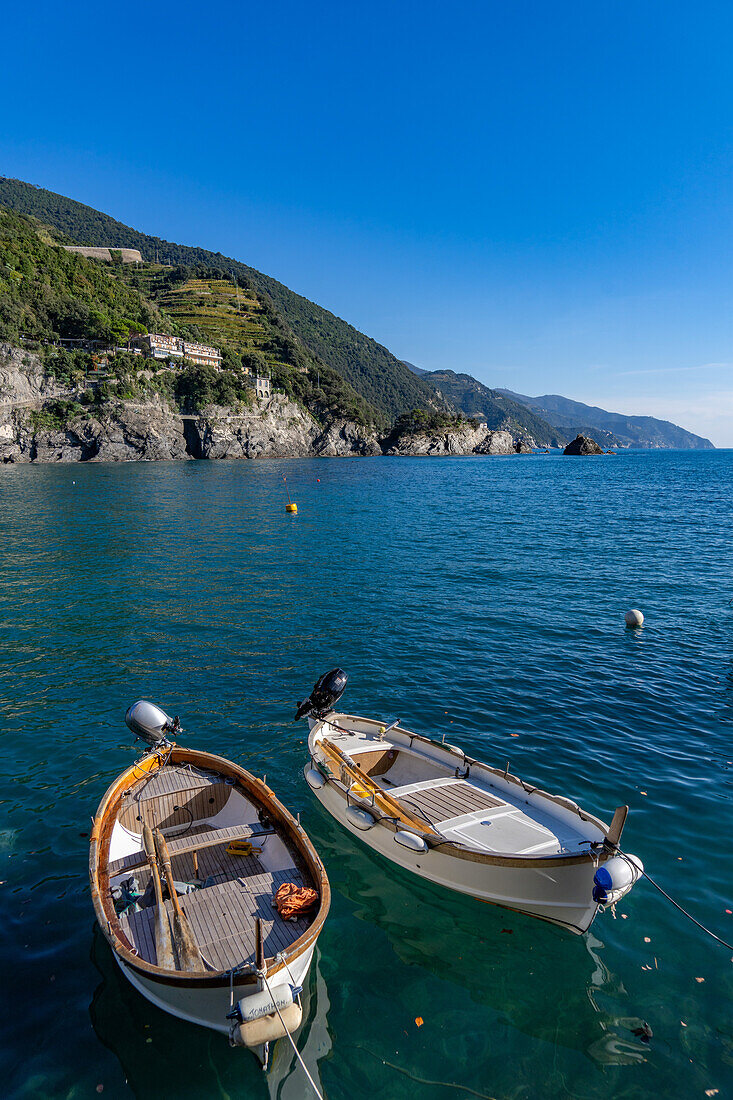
[129, 333, 222, 368]
[255, 376, 271, 399]
[182, 340, 223, 368]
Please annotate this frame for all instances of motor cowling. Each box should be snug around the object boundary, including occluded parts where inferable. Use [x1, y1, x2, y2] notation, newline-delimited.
[125, 700, 181, 747]
[295, 668, 348, 721]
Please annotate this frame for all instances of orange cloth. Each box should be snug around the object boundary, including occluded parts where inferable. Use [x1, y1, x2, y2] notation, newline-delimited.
[274, 881, 319, 920]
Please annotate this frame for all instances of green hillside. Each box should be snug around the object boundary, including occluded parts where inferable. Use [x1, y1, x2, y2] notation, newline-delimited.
[416, 369, 565, 446]
[0, 208, 375, 424]
[0, 177, 442, 424]
[128, 266, 375, 424]
[0, 208, 173, 346]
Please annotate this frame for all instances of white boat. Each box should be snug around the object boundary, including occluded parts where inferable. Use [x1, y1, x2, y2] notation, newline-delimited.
[297, 671, 641, 935]
[90, 701, 330, 1069]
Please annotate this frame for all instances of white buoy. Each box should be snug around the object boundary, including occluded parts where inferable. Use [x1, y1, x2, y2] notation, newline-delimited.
[625, 608, 644, 628]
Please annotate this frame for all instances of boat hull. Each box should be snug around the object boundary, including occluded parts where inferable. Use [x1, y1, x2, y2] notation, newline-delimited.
[305, 764, 602, 933]
[116, 942, 315, 1035]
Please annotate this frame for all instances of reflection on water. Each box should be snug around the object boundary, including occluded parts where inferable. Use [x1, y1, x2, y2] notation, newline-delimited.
[267, 954, 332, 1100]
[89, 928, 333, 1099]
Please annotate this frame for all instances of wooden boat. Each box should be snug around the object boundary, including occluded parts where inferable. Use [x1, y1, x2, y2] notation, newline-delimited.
[297, 671, 641, 935]
[89, 701, 329, 1069]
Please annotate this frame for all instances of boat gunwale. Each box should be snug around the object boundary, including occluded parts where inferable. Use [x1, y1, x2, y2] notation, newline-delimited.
[89, 745, 330, 989]
[309, 712, 614, 869]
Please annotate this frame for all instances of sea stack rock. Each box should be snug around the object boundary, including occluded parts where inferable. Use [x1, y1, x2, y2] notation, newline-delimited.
[563, 434, 604, 455]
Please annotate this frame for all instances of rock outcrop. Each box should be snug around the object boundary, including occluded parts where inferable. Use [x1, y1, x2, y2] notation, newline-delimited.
[0, 344, 65, 405]
[312, 417, 382, 457]
[563, 434, 604, 455]
[383, 425, 518, 456]
[185, 397, 381, 460]
[2, 399, 190, 463]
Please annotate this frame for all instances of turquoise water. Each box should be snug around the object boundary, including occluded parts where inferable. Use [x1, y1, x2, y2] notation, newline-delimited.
[1, 451, 732, 1099]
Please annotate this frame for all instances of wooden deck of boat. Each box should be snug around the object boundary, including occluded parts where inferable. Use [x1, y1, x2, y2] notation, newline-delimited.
[111, 761, 316, 972]
[394, 780, 504, 826]
[118, 764, 233, 835]
[119, 867, 312, 970]
[124, 837, 267, 898]
[108, 822, 273, 877]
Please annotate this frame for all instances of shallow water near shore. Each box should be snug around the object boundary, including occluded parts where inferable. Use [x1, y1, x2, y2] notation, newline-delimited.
[1, 450, 732, 1099]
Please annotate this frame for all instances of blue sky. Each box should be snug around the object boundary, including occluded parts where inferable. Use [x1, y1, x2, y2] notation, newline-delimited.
[2, 1, 732, 443]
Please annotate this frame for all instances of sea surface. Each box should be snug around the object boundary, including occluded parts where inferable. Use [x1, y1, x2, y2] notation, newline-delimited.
[0, 450, 732, 1100]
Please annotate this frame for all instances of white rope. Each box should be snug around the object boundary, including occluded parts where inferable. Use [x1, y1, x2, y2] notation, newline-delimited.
[260, 971, 324, 1100]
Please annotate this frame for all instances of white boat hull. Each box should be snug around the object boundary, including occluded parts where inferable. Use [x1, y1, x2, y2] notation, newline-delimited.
[304, 711, 641, 934]
[307, 765, 601, 932]
[116, 942, 315, 1035]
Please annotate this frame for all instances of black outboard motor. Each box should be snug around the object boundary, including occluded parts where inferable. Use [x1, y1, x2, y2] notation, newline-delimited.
[295, 668, 348, 721]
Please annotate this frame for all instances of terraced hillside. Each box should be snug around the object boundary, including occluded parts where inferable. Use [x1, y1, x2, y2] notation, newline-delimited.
[153, 276, 270, 357]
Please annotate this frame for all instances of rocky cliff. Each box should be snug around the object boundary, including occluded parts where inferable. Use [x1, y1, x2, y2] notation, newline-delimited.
[0, 345, 528, 463]
[185, 396, 381, 460]
[0, 345, 380, 463]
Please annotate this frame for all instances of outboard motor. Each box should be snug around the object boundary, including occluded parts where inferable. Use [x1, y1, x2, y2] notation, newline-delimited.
[125, 700, 181, 748]
[295, 668, 348, 721]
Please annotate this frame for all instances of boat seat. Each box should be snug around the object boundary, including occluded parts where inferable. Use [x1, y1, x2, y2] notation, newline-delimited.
[108, 822, 274, 877]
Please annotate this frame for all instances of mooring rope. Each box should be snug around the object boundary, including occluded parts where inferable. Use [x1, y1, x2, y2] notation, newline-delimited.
[617, 849, 733, 952]
[260, 971, 324, 1099]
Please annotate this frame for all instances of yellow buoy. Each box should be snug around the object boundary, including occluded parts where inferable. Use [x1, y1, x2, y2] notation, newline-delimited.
[283, 476, 297, 514]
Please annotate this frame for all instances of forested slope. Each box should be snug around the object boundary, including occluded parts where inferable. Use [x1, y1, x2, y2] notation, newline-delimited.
[414, 369, 565, 446]
[0, 177, 441, 424]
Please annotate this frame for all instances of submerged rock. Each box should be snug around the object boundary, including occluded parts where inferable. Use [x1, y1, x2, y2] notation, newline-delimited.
[563, 434, 604, 455]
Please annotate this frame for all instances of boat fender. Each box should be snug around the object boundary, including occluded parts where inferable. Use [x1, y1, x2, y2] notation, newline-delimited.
[593, 854, 643, 903]
[231, 1001, 303, 1048]
[232, 983, 294, 1023]
[305, 767, 326, 790]
[345, 806, 376, 831]
[394, 830, 428, 853]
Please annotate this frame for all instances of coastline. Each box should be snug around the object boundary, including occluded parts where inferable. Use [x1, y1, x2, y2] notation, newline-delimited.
[0, 345, 525, 464]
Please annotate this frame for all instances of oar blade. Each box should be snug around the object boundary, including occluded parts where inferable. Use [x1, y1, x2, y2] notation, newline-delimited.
[154, 907, 178, 971]
[173, 911, 205, 972]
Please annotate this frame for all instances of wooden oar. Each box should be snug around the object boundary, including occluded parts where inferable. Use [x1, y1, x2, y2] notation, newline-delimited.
[318, 738, 436, 835]
[142, 823, 177, 971]
[153, 829, 206, 973]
